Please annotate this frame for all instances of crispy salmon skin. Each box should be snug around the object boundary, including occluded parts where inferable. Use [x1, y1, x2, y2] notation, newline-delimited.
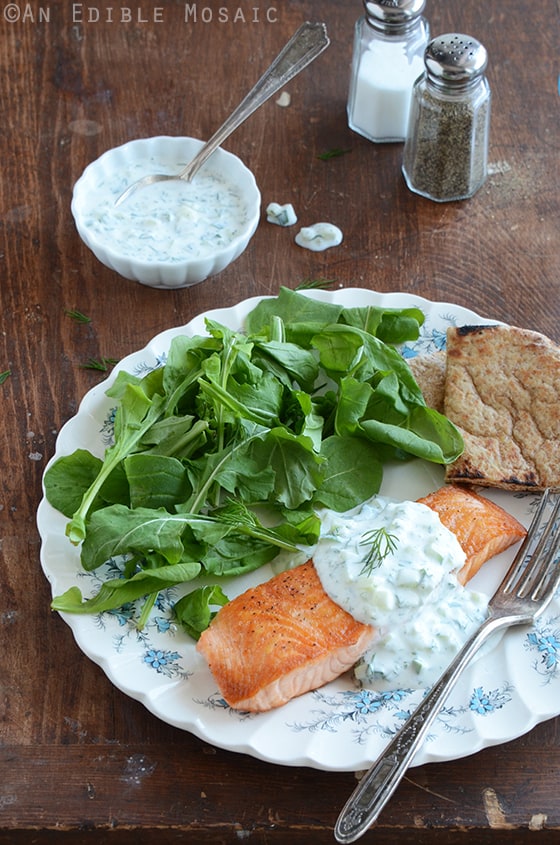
[417, 485, 526, 584]
[196, 560, 375, 712]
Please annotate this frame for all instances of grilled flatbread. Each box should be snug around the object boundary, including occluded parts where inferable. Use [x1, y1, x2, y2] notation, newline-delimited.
[408, 349, 446, 413]
[443, 324, 560, 490]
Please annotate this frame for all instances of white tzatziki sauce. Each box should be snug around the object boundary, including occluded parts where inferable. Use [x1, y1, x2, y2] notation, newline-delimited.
[295, 222, 343, 252]
[312, 496, 488, 690]
[266, 201, 297, 227]
[80, 161, 249, 263]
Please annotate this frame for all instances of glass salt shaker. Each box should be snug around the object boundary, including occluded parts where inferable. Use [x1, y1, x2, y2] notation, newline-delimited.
[347, 0, 429, 143]
[402, 33, 491, 201]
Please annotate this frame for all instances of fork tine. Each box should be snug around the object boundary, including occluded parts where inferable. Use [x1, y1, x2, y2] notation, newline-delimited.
[502, 489, 560, 599]
[527, 497, 560, 600]
[533, 534, 560, 599]
[519, 491, 560, 598]
[501, 490, 550, 592]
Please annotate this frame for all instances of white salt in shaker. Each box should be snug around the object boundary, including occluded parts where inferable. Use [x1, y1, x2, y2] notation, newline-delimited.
[347, 0, 429, 143]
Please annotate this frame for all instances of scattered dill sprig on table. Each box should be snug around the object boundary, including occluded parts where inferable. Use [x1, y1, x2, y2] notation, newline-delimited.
[317, 148, 351, 161]
[295, 278, 337, 291]
[65, 309, 92, 324]
[80, 357, 118, 372]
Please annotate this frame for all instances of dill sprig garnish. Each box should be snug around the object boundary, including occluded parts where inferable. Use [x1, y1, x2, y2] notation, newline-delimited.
[359, 527, 399, 575]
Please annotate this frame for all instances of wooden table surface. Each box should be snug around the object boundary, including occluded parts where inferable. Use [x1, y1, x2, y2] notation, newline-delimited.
[1, 0, 559, 842]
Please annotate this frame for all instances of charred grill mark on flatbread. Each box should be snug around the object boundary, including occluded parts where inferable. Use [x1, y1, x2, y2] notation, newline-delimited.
[456, 325, 491, 336]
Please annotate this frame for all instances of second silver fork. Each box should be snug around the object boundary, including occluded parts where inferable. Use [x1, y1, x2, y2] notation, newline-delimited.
[335, 488, 560, 844]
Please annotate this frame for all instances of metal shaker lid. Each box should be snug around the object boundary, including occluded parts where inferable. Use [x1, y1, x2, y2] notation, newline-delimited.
[363, 0, 426, 31]
[425, 34, 488, 86]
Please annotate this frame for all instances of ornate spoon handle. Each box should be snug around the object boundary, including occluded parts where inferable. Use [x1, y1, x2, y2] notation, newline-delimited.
[180, 21, 329, 182]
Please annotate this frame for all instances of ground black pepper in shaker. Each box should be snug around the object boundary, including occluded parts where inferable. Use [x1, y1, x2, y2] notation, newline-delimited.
[402, 33, 491, 201]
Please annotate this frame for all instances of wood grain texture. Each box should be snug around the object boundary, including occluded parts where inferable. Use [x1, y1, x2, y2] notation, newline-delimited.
[0, 0, 559, 841]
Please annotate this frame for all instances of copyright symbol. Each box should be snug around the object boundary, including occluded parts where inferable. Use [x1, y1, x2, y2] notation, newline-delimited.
[4, 4, 21, 22]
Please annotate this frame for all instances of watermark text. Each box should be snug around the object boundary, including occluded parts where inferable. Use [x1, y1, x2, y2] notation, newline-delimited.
[1, 3, 279, 24]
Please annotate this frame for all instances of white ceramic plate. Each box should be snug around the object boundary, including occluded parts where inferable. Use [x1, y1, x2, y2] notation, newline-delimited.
[37, 289, 560, 772]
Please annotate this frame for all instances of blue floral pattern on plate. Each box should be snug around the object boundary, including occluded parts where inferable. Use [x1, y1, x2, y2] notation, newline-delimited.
[525, 614, 560, 681]
[37, 289, 559, 772]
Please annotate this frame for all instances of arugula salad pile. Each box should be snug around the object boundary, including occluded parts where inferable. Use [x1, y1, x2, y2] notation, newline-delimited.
[44, 288, 464, 637]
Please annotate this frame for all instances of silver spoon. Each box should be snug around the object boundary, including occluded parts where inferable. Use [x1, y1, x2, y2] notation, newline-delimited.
[115, 21, 329, 206]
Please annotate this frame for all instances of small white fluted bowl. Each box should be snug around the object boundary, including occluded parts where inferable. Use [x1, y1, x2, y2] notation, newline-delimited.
[71, 136, 261, 289]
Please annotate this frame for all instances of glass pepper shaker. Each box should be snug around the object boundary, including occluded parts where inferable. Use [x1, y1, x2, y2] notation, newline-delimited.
[402, 33, 491, 201]
[347, 0, 429, 143]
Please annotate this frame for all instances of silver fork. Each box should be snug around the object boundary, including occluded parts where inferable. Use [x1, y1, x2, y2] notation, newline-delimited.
[335, 488, 560, 844]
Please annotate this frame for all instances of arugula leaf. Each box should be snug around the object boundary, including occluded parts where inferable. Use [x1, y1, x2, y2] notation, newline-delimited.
[245, 286, 343, 340]
[360, 413, 464, 463]
[52, 561, 202, 615]
[210, 499, 318, 550]
[222, 371, 284, 426]
[44, 449, 104, 518]
[334, 370, 463, 465]
[139, 416, 209, 459]
[312, 325, 364, 376]
[257, 428, 325, 509]
[81, 500, 306, 576]
[314, 435, 383, 512]
[291, 390, 324, 451]
[173, 585, 229, 640]
[65, 387, 166, 544]
[81, 505, 189, 571]
[124, 454, 192, 509]
[185, 435, 276, 505]
[162, 333, 219, 408]
[376, 311, 424, 345]
[184, 421, 270, 511]
[252, 339, 319, 392]
[335, 377, 375, 436]
[273, 506, 321, 547]
[313, 324, 424, 401]
[341, 305, 424, 344]
[197, 375, 280, 427]
[201, 533, 282, 576]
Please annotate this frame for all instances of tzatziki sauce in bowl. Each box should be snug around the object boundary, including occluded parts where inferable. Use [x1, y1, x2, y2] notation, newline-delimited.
[71, 136, 261, 289]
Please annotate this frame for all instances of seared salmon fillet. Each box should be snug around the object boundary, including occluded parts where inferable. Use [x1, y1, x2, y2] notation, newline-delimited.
[197, 487, 526, 711]
[417, 485, 526, 584]
[196, 560, 375, 712]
